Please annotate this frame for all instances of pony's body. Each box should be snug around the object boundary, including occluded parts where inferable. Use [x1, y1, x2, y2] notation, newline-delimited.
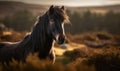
[0, 42, 19, 62]
[0, 13, 54, 63]
[0, 5, 69, 63]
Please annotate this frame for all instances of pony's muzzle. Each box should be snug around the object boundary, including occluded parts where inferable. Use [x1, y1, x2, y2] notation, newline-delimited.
[57, 35, 65, 44]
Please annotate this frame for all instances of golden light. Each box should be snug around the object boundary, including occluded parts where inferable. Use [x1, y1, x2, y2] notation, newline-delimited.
[3, 0, 120, 7]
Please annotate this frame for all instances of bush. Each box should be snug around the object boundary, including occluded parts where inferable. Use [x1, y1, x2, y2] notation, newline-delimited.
[114, 35, 120, 43]
[0, 30, 27, 42]
[84, 34, 98, 41]
[67, 33, 98, 44]
[0, 53, 95, 71]
[83, 47, 120, 71]
[64, 48, 88, 61]
[96, 32, 113, 40]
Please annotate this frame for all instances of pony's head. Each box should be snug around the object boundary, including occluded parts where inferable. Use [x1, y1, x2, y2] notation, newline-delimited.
[47, 5, 69, 44]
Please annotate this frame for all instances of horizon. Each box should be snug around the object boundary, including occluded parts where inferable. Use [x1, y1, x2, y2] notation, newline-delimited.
[0, 0, 120, 7]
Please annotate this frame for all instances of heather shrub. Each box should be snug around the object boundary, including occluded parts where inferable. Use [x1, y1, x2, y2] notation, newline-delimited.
[96, 32, 113, 40]
[83, 46, 120, 71]
[64, 48, 88, 61]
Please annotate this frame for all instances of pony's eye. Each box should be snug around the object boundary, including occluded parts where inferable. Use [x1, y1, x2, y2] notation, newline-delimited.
[50, 19, 54, 22]
[50, 19, 54, 25]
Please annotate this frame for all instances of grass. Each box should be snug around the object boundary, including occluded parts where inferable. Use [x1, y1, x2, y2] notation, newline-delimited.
[0, 31, 120, 71]
[0, 30, 27, 42]
[63, 48, 88, 61]
[83, 46, 120, 71]
[0, 53, 96, 71]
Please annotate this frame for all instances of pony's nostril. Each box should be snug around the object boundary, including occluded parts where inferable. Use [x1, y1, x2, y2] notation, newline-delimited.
[58, 36, 65, 44]
[59, 37, 62, 41]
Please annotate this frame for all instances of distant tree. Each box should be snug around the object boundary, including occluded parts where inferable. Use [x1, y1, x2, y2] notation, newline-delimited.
[3, 16, 12, 28]
[3, 10, 35, 31]
[2, 9, 120, 34]
[0, 23, 7, 31]
[11, 10, 35, 31]
[67, 10, 120, 34]
[64, 10, 72, 34]
[71, 12, 82, 34]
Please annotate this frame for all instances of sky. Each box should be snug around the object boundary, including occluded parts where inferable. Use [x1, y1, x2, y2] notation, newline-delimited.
[0, 0, 120, 7]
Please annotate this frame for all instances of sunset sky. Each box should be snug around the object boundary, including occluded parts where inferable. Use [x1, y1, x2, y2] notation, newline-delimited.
[0, 0, 120, 7]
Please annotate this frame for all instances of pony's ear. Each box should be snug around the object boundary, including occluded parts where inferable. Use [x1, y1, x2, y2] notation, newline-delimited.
[49, 5, 54, 14]
[61, 6, 64, 10]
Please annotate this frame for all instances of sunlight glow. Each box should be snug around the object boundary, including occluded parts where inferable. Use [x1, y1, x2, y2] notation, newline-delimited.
[1, 0, 120, 7]
[52, 0, 120, 7]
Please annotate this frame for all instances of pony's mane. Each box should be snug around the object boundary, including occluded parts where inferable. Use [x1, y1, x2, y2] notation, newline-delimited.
[18, 13, 49, 54]
[31, 13, 49, 50]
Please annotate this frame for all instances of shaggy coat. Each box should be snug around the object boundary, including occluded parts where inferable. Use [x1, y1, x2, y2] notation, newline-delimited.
[0, 5, 69, 64]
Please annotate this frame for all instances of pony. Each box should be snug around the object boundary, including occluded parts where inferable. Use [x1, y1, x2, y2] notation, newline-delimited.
[0, 5, 69, 64]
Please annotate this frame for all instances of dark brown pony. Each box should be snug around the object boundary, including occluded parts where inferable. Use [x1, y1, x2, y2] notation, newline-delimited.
[0, 5, 69, 64]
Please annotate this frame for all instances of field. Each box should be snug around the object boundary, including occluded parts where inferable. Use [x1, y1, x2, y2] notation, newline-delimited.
[0, 1, 120, 71]
[0, 31, 120, 71]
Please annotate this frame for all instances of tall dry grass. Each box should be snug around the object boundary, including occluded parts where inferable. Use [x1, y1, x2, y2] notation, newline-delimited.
[0, 53, 95, 71]
[0, 31, 120, 71]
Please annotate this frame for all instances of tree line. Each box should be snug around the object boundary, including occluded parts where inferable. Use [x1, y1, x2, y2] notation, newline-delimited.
[0, 10, 35, 32]
[65, 10, 120, 34]
[0, 10, 120, 34]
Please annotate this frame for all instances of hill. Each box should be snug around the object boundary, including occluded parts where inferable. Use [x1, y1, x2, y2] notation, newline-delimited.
[67, 4, 120, 14]
[0, 1, 120, 18]
[0, 1, 48, 18]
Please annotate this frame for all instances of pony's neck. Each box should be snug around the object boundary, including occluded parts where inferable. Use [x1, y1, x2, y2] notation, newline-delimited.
[30, 13, 53, 53]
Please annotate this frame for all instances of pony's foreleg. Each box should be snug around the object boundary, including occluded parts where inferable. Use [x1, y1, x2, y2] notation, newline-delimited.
[48, 50, 56, 64]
